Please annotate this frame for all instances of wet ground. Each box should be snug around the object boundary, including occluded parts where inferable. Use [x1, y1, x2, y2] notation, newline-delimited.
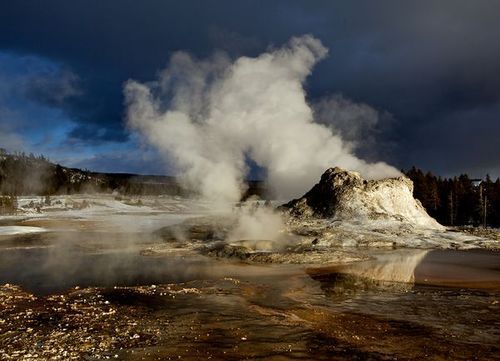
[1, 214, 500, 360]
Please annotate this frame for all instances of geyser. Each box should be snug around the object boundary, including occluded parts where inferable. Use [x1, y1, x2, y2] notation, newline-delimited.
[283, 167, 444, 230]
[125, 35, 399, 204]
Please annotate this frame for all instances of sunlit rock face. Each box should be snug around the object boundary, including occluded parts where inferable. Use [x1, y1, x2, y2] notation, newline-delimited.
[282, 167, 444, 230]
[340, 249, 429, 284]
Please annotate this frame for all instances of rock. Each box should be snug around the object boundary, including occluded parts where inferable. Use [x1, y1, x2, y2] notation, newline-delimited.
[282, 167, 444, 230]
[205, 243, 252, 260]
[154, 217, 232, 243]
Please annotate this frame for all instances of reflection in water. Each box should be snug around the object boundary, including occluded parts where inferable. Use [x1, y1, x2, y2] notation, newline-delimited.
[336, 249, 429, 283]
[307, 249, 430, 300]
[310, 248, 500, 291]
[415, 249, 500, 290]
[307, 248, 500, 350]
[1, 227, 500, 360]
[0, 230, 305, 295]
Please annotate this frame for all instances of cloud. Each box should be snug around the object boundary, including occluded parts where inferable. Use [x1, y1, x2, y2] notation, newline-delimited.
[23, 67, 80, 106]
[313, 93, 396, 161]
[0, 52, 81, 152]
[0, 1, 499, 176]
[406, 104, 500, 178]
[125, 35, 400, 202]
[0, 52, 157, 173]
[0, 123, 25, 152]
[0, 52, 79, 105]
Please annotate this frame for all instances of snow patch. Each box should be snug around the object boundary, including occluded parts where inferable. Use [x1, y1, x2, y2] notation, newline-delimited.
[0, 226, 47, 236]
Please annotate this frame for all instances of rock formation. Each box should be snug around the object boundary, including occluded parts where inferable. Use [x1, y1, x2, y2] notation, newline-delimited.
[282, 167, 444, 230]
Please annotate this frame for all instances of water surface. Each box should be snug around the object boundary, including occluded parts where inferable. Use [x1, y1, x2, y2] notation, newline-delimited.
[0, 221, 499, 360]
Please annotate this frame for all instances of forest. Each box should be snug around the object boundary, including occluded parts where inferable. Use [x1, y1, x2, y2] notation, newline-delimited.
[405, 167, 500, 228]
[0, 149, 183, 198]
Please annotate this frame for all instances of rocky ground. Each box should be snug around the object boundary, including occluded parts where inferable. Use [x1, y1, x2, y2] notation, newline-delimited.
[2, 277, 499, 360]
[1, 168, 499, 359]
[455, 226, 500, 242]
[146, 213, 500, 268]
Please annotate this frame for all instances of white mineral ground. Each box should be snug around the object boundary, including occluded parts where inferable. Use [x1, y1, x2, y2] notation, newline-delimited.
[0, 226, 47, 236]
[1, 167, 498, 286]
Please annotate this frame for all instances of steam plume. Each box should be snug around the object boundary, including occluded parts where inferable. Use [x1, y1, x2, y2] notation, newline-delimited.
[125, 35, 399, 203]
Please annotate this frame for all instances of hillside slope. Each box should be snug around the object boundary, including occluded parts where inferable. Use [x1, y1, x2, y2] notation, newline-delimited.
[0, 151, 181, 196]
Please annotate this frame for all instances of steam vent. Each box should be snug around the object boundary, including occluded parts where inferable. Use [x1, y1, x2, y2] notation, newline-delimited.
[282, 167, 444, 230]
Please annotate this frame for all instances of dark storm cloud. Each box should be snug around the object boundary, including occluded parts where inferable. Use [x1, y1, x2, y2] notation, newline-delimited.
[408, 105, 500, 177]
[0, 52, 78, 152]
[0, 0, 499, 176]
[0, 52, 79, 107]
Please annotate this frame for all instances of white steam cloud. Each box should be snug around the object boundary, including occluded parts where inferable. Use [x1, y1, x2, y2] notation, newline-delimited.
[228, 202, 285, 248]
[313, 93, 395, 161]
[125, 35, 400, 203]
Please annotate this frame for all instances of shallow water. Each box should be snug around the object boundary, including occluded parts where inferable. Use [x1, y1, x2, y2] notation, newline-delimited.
[0, 221, 499, 360]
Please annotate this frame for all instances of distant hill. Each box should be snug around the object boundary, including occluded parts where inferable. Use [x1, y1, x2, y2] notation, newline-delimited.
[0, 149, 266, 198]
[0, 149, 183, 196]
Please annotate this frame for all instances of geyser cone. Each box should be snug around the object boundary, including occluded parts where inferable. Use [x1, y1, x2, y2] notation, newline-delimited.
[282, 167, 444, 230]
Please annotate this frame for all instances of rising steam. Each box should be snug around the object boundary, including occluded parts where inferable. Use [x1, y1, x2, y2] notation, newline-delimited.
[124, 35, 400, 204]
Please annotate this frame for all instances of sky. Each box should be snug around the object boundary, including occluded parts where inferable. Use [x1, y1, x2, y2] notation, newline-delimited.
[0, 0, 499, 178]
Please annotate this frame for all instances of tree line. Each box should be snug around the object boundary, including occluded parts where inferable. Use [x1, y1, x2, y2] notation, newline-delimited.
[405, 167, 500, 228]
[0, 149, 183, 198]
[1, 149, 499, 227]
